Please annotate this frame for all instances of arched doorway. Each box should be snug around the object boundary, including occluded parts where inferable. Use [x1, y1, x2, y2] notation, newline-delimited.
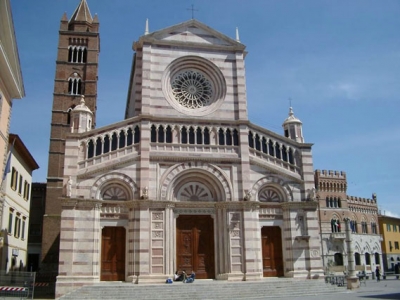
[261, 226, 284, 277]
[101, 226, 125, 281]
[176, 215, 215, 279]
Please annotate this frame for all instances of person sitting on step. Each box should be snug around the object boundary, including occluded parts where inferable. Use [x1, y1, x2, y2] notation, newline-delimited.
[185, 270, 195, 283]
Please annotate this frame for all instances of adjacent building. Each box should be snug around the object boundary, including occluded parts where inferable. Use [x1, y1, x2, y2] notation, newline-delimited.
[377, 214, 400, 273]
[0, 134, 38, 272]
[315, 170, 382, 276]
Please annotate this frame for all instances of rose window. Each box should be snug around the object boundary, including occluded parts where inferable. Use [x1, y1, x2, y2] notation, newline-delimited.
[171, 70, 213, 109]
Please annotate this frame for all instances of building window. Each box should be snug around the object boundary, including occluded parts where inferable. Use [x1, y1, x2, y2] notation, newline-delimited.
[334, 253, 343, 266]
[18, 174, 23, 194]
[365, 253, 371, 265]
[394, 225, 398, 232]
[8, 211, 13, 234]
[14, 215, 21, 238]
[331, 219, 341, 233]
[10, 167, 17, 190]
[375, 253, 380, 264]
[387, 224, 391, 232]
[23, 181, 30, 200]
[68, 46, 87, 63]
[361, 221, 368, 234]
[21, 218, 26, 240]
[350, 220, 358, 233]
[389, 241, 393, 251]
[355, 253, 361, 265]
[395, 242, 399, 250]
[371, 222, 377, 234]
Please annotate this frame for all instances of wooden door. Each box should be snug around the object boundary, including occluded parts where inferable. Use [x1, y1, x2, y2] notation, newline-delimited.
[261, 226, 284, 277]
[177, 215, 215, 279]
[101, 227, 126, 281]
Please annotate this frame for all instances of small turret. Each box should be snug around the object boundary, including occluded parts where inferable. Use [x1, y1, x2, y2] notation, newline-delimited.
[282, 107, 304, 143]
[71, 95, 93, 133]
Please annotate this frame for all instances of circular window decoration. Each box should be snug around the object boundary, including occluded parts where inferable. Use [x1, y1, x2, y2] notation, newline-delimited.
[259, 189, 281, 202]
[171, 70, 213, 109]
[176, 182, 214, 202]
[162, 56, 226, 116]
[102, 185, 128, 200]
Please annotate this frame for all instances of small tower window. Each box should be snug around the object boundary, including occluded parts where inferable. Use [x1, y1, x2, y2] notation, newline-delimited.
[68, 46, 87, 63]
[68, 74, 82, 95]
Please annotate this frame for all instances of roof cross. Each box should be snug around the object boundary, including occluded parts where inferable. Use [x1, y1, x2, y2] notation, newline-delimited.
[187, 4, 198, 19]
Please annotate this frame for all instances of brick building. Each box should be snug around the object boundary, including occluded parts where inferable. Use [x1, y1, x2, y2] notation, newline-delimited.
[315, 170, 382, 276]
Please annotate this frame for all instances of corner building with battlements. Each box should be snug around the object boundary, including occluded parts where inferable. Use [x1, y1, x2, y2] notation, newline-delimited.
[315, 170, 382, 276]
[45, 1, 325, 297]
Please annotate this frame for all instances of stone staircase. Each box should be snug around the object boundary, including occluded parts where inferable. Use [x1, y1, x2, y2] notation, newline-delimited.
[58, 278, 347, 299]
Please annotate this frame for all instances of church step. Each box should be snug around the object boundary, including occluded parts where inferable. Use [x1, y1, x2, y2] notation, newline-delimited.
[58, 279, 346, 299]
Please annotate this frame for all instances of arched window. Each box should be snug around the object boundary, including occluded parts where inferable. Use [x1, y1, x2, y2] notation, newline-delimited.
[166, 126, 173, 143]
[326, 197, 330, 208]
[95, 137, 102, 156]
[248, 131, 254, 148]
[103, 135, 110, 154]
[331, 218, 341, 233]
[262, 137, 267, 153]
[365, 253, 371, 265]
[68, 46, 88, 63]
[150, 125, 157, 143]
[204, 127, 210, 145]
[189, 127, 195, 144]
[334, 253, 343, 266]
[119, 130, 126, 148]
[68, 77, 82, 95]
[181, 127, 188, 144]
[127, 128, 133, 146]
[196, 127, 202, 144]
[375, 253, 380, 264]
[158, 125, 165, 143]
[355, 253, 361, 265]
[134, 125, 140, 143]
[87, 139, 94, 159]
[226, 129, 232, 146]
[111, 133, 118, 151]
[233, 129, 239, 146]
[218, 128, 225, 145]
[255, 134, 261, 151]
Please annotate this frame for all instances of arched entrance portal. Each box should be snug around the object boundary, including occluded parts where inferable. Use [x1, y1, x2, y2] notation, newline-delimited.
[176, 215, 215, 279]
[101, 226, 125, 281]
[261, 226, 284, 277]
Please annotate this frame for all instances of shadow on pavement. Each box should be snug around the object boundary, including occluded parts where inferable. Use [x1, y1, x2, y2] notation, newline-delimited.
[360, 293, 400, 299]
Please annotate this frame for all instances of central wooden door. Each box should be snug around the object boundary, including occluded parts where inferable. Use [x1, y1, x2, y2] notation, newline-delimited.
[261, 226, 284, 277]
[177, 215, 215, 279]
[101, 227, 125, 281]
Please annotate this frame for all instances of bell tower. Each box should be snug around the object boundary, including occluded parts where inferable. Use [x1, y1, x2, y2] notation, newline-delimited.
[41, 0, 99, 276]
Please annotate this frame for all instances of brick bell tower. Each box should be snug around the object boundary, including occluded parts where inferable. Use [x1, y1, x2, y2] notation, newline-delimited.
[41, 0, 99, 276]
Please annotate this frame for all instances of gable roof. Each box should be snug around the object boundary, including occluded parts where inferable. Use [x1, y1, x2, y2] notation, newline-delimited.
[136, 19, 246, 51]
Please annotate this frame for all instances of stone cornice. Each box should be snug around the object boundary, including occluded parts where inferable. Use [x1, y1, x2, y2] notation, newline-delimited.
[281, 201, 318, 210]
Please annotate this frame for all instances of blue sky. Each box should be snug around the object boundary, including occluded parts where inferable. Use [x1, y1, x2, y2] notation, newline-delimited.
[9, 0, 400, 215]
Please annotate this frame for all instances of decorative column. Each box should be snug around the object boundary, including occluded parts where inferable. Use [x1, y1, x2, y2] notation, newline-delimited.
[344, 217, 360, 289]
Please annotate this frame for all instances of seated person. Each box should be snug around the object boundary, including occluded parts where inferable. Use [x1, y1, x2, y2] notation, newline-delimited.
[185, 270, 195, 283]
[174, 270, 183, 281]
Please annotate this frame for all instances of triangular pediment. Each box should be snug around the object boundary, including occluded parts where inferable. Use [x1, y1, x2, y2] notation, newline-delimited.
[139, 19, 245, 50]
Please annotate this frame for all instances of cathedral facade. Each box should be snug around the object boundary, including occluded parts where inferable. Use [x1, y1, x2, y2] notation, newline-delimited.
[48, 1, 325, 297]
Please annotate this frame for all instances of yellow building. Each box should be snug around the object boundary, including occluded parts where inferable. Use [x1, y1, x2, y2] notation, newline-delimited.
[378, 214, 400, 272]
